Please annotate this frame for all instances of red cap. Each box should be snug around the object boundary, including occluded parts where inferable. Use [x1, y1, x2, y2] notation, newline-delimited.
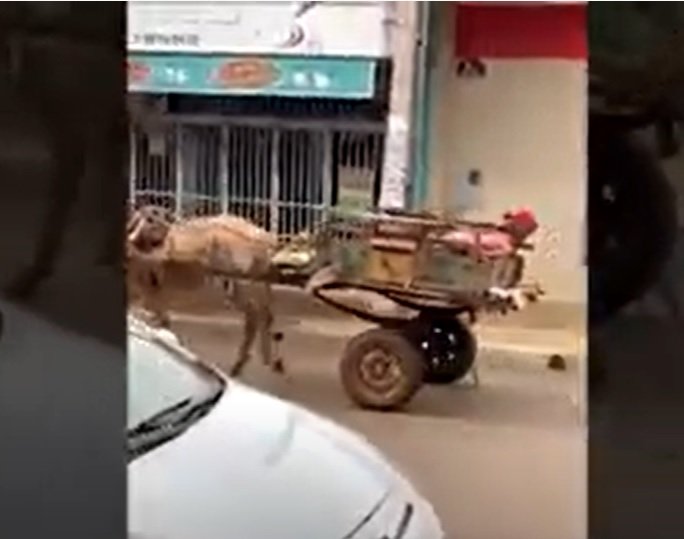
[503, 208, 538, 237]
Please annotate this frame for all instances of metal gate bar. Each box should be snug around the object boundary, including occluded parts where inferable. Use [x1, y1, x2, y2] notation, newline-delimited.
[130, 117, 385, 238]
[270, 128, 280, 234]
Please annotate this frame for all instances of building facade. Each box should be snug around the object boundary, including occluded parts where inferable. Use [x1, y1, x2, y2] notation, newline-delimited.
[127, 1, 587, 305]
[127, 1, 394, 237]
[412, 2, 587, 304]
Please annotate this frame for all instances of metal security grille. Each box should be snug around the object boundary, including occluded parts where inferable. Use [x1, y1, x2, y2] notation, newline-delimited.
[129, 116, 385, 238]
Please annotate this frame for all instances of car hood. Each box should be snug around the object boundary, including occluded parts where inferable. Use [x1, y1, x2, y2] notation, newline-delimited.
[128, 381, 397, 539]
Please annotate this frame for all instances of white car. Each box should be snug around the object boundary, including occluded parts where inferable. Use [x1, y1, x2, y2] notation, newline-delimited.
[127, 316, 444, 539]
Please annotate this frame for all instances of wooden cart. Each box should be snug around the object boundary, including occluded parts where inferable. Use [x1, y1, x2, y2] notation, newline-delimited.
[298, 209, 543, 411]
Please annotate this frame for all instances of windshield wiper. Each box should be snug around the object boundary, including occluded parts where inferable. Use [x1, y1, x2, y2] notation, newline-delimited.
[128, 397, 193, 437]
[127, 386, 225, 462]
[128, 386, 225, 439]
[176, 387, 224, 424]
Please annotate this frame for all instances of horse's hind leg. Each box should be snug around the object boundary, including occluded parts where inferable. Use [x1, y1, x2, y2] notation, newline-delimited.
[259, 305, 286, 375]
[253, 281, 285, 375]
[227, 280, 284, 377]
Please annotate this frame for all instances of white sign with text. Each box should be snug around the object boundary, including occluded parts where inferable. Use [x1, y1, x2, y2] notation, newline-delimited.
[128, 1, 388, 57]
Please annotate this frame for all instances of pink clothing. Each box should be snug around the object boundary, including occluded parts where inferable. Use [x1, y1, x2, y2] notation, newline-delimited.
[441, 229, 516, 258]
[440, 208, 538, 258]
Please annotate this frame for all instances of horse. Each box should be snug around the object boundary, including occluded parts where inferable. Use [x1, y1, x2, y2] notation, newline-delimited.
[126, 206, 285, 377]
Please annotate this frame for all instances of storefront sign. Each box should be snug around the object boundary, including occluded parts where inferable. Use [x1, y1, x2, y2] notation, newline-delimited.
[127, 54, 376, 99]
[128, 1, 388, 57]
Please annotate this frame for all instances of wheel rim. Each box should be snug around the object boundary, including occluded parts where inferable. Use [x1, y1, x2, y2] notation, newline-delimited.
[358, 348, 403, 393]
[418, 320, 472, 373]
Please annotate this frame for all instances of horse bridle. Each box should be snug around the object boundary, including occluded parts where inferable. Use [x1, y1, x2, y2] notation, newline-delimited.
[127, 206, 175, 251]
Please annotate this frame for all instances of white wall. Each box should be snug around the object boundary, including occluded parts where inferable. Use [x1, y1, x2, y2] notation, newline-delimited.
[426, 8, 587, 304]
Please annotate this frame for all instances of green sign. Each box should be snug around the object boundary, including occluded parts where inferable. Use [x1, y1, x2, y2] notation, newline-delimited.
[127, 53, 376, 99]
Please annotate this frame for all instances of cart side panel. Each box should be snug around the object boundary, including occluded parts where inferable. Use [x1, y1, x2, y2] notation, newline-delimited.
[313, 213, 530, 295]
[413, 245, 495, 291]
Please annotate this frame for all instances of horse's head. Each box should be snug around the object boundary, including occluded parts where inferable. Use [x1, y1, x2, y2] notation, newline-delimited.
[127, 205, 175, 252]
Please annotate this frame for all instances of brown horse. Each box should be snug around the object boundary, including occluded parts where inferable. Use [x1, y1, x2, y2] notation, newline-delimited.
[126, 206, 285, 377]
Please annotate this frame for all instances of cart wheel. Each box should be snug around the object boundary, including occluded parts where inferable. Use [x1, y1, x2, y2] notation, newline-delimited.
[407, 316, 477, 385]
[340, 328, 424, 411]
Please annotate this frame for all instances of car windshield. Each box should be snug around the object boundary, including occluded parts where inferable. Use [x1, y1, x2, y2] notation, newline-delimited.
[127, 331, 225, 433]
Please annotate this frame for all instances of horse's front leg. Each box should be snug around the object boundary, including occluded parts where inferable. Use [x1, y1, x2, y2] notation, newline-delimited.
[130, 263, 170, 328]
[141, 283, 171, 329]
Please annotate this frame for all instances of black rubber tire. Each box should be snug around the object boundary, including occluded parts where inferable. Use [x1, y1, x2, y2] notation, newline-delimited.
[589, 121, 678, 325]
[339, 328, 424, 411]
[405, 316, 478, 385]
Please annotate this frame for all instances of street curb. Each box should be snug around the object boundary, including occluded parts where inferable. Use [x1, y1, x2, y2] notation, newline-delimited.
[478, 341, 579, 362]
[476, 327, 581, 360]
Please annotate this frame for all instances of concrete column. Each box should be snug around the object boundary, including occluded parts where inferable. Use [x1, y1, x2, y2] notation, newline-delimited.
[378, 1, 419, 209]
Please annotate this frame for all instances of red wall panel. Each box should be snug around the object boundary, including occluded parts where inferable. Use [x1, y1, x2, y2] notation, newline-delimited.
[454, 2, 587, 60]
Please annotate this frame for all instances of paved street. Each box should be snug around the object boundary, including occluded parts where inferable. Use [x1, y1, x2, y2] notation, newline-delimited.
[171, 311, 586, 539]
